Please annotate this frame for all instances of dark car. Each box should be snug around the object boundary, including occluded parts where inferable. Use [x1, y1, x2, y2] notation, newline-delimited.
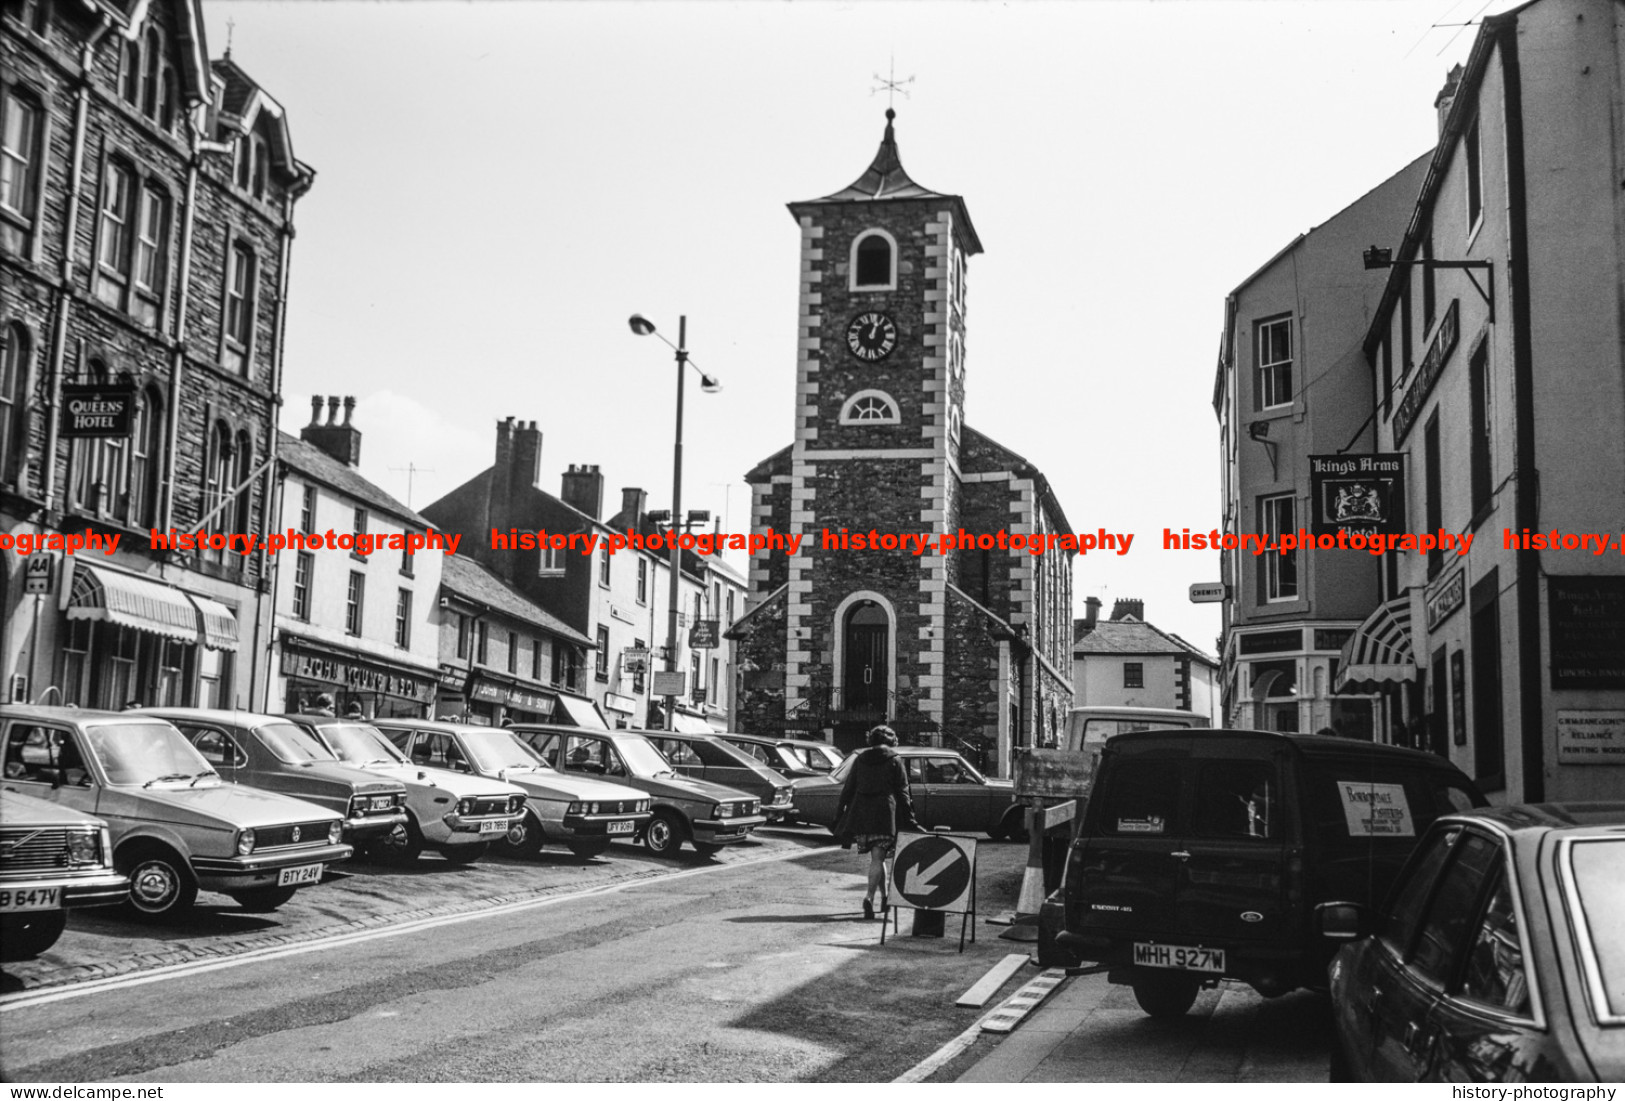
[791, 746, 1024, 839]
[1320, 802, 1624, 1082]
[142, 708, 408, 846]
[0, 790, 128, 960]
[1053, 728, 1485, 1017]
[644, 732, 796, 822]
[511, 725, 765, 858]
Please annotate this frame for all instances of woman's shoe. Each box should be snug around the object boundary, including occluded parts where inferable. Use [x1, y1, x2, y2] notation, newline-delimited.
[862, 898, 875, 920]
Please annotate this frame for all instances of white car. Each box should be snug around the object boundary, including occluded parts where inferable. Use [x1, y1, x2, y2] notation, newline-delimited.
[286, 715, 525, 866]
[374, 719, 652, 860]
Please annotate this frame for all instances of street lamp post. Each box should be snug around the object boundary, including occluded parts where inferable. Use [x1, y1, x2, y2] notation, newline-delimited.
[628, 314, 721, 730]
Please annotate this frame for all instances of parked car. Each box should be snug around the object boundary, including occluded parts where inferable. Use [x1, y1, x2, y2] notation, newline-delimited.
[719, 733, 839, 780]
[0, 706, 351, 920]
[644, 732, 796, 822]
[283, 715, 525, 866]
[511, 725, 764, 858]
[1051, 728, 1485, 1018]
[790, 746, 1024, 839]
[1319, 802, 1625, 1082]
[0, 789, 128, 960]
[373, 718, 650, 860]
[781, 738, 844, 774]
[142, 708, 408, 846]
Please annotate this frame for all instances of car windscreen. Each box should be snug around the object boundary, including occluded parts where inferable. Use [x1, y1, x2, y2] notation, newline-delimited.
[319, 723, 409, 765]
[257, 721, 340, 764]
[615, 737, 674, 777]
[1566, 837, 1625, 1019]
[463, 731, 551, 773]
[797, 744, 842, 771]
[85, 721, 212, 785]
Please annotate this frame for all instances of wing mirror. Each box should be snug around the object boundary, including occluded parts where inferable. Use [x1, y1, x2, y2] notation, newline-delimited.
[1315, 901, 1371, 941]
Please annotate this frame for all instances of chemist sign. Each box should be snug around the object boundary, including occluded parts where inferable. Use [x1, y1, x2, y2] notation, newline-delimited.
[60, 383, 135, 438]
[892, 832, 977, 914]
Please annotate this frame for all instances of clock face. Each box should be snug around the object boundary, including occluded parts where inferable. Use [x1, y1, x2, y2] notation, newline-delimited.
[846, 311, 898, 362]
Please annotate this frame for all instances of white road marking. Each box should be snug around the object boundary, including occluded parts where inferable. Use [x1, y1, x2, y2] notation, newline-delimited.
[955, 953, 1029, 1007]
[894, 967, 1070, 1082]
[0, 846, 821, 1014]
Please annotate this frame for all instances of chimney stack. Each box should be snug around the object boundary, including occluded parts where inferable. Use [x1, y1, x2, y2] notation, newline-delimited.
[615, 487, 647, 531]
[1110, 598, 1144, 622]
[513, 420, 542, 491]
[561, 463, 605, 520]
[1075, 596, 1103, 640]
[300, 394, 362, 466]
[1435, 63, 1464, 138]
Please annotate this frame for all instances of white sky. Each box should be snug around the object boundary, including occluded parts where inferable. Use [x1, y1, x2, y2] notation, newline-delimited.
[203, 0, 1512, 656]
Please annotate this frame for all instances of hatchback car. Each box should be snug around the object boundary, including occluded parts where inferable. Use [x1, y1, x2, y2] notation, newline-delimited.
[718, 733, 828, 779]
[790, 746, 1024, 839]
[644, 732, 796, 822]
[374, 719, 650, 860]
[1321, 802, 1624, 1082]
[142, 708, 408, 846]
[0, 789, 128, 960]
[284, 715, 525, 866]
[511, 725, 764, 858]
[0, 706, 351, 920]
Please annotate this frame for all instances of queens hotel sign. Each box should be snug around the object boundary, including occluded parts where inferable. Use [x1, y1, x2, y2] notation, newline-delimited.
[60, 383, 136, 438]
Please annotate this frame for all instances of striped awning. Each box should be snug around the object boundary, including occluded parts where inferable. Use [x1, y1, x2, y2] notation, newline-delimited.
[1336, 595, 1417, 691]
[556, 694, 608, 730]
[67, 564, 198, 642]
[187, 593, 240, 652]
[671, 712, 714, 735]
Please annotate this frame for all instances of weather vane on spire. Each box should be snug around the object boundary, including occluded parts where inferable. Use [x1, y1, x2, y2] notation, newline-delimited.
[871, 55, 914, 110]
[225, 16, 235, 57]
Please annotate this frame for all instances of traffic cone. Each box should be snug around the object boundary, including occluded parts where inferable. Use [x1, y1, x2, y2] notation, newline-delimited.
[999, 806, 1043, 942]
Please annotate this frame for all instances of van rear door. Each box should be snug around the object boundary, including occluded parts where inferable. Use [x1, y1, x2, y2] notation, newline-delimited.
[1072, 740, 1191, 937]
[1171, 750, 1289, 942]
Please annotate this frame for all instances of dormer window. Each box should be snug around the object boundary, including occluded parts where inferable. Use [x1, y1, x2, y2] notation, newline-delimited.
[840, 390, 900, 425]
[850, 228, 896, 291]
[252, 136, 268, 199]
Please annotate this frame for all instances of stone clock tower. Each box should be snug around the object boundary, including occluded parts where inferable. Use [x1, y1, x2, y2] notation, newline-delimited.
[732, 111, 1076, 772]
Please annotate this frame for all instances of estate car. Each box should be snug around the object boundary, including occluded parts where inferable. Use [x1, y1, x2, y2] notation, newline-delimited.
[0, 789, 128, 960]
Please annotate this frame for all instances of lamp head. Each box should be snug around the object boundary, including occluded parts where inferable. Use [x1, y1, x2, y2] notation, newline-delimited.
[1362, 246, 1393, 270]
[628, 314, 657, 337]
[699, 374, 722, 394]
[1247, 421, 1271, 441]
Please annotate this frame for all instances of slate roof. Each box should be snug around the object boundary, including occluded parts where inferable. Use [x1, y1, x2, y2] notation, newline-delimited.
[277, 432, 429, 530]
[440, 555, 593, 647]
[1074, 618, 1218, 667]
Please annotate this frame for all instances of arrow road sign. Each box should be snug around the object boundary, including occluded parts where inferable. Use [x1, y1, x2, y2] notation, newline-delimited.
[893, 832, 976, 913]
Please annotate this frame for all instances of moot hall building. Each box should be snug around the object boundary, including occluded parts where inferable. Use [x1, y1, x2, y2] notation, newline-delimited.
[728, 111, 1077, 777]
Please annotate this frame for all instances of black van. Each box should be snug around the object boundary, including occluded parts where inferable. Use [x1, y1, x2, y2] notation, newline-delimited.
[1049, 729, 1485, 1017]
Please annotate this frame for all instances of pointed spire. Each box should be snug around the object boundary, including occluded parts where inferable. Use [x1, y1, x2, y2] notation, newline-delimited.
[813, 108, 941, 203]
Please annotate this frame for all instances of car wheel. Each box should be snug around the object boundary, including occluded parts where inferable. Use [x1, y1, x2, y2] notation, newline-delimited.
[1131, 971, 1201, 1019]
[566, 838, 612, 860]
[441, 842, 488, 865]
[692, 842, 724, 859]
[644, 810, 686, 858]
[120, 846, 198, 922]
[499, 812, 546, 859]
[996, 806, 1030, 843]
[0, 911, 68, 961]
[231, 885, 298, 913]
[375, 817, 424, 866]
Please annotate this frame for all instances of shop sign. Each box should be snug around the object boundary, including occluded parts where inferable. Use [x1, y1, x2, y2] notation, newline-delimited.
[60, 383, 136, 438]
[1188, 583, 1225, 604]
[280, 644, 436, 703]
[622, 647, 649, 675]
[1426, 570, 1466, 632]
[1309, 453, 1406, 538]
[470, 678, 557, 717]
[652, 670, 685, 697]
[1450, 650, 1467, 747]
[1556, 710, 1625, 766]
[1549, 577, 1625, 689]
[604, 693, 638, 715]
[437, 663, 468, 691]
[690, 619, 720, 649]
[1394, 299, 1459, 444]
[24, 554, 55, 595]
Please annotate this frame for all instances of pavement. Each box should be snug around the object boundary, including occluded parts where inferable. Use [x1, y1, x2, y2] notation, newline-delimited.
[951, 966, 1333, 1083]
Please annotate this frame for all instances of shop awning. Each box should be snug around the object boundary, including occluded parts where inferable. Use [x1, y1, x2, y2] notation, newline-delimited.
[67, 564, 202, 642]
[1336, 595, 1417, 691]
[187, 593, 240, 651]
[555, 694, 608, 729]
[672, 712, 714, 734]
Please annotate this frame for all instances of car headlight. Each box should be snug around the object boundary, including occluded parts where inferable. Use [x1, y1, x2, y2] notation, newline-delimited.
[457, 798, 474, 815]
[716, 802, 734, 819]
[509, 796, 524, 814]
[641, 800, 651, 813]
[588, 802, 599, 815]
[749, 801, 760, 815]
[237, 828, 256, 855]
[66, 830, 99, 865]
[328, 821, 343, 845]
[566, 801, 583, 815]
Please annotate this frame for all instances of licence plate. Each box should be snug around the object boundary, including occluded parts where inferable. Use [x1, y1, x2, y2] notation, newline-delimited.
[1133, 942, 1225, 973]
[0, 887, 62, 912]
[478, 818, 507, 834]
[369, 796, 395, 811]
[277, 864, 323, 887]
[607, 820, 635, 835]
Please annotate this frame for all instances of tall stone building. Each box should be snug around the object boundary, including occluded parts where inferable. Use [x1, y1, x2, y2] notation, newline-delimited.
[730, 111, 1076, 775]
[2, 0, 311, 708]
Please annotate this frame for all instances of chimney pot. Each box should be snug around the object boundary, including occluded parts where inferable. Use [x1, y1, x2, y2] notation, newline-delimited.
[342, 396, 355, 426]
[308, 395, 322, 426]
[301, 395, 363, 466]
[325, 395, 340, 425]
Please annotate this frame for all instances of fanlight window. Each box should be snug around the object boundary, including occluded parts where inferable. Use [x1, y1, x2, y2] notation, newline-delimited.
[840, 390, 900, 425]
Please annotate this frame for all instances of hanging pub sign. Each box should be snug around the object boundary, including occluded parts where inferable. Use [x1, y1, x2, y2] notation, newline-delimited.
[60, 382, 136, 438]
[689, 619, 720, 649]
[1309, 453, 1406, 539]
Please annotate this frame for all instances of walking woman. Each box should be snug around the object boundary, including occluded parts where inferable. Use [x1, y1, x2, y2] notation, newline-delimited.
[834, 725, 923, 919]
